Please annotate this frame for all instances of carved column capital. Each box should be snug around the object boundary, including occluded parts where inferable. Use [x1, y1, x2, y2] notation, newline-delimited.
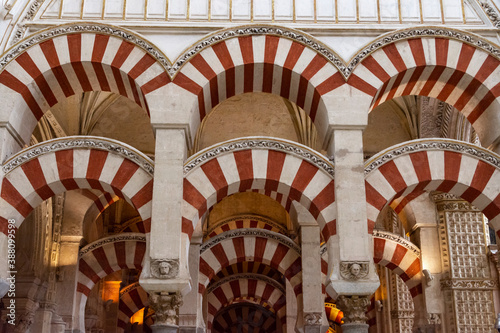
[149, 292, 183, 326]
[304, 312, 322, 326]
[336, 295, 370, 324]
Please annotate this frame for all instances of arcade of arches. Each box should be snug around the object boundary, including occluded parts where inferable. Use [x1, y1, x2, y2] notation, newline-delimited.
[1, 1, 500, 332]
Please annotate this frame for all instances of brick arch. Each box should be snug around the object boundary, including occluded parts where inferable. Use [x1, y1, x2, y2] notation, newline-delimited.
[117, 282, 149, 333]
[173, 30, 346, 145]
[350, 35, 500, 147]
[199, 230, 302, 296]
[207, 275, 286, 332]
[183, 138, 336, 241]
[0, 136, 154, 234]
[364, 139, 500, 235]
[75, 234, 146, 331]
[204, 215, 290, 241]
[0, 22, 169, 150]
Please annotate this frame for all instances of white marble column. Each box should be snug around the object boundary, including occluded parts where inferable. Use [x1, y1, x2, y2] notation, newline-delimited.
[140, 128, 191, 332]
[325, 121, 379, 331]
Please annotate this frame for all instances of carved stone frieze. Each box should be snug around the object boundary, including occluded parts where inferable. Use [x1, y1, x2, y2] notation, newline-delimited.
[430, 192, 460, 202]
[200, 228, 300, 254]
[436, 201, 479, 212]
[79, 233, 145, 256]
[151, 259, 180, 279]
[481, 1, 500, 29]
[427, 313, 442, 325]
[373, 230, 421, 256]
[3, 136, 154, 176]
[205, 214, 289, 239]
[149, 292, 183, 326]
[185, 138, 334, 177]
[10, 0, 44, 46]
[440, 279, 498, 290]
[340, 261, 369, 280]
[336, 295, 371, 324]
[304, 312, 322, 326]
[365, 139, 500, 175]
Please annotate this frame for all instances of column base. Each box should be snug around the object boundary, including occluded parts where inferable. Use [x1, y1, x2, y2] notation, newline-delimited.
[341, 323, 369, 333]
[152, 323, 179, 333]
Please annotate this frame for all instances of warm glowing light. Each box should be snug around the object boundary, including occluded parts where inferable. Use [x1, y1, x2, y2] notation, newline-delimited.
[130, 308, 145, 325]
[102, 281, 120, 303]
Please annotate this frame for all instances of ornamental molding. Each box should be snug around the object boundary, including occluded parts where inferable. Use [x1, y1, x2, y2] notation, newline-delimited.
[185, 137, 333, 177]
[436, 201, 479, 212]
[10, 0, 45, 46]
[79, 233, 145, 256]
[373, 230, 421, 256]
[430, 192, 461, 202]
[1, 22, 171, 75]
[304, 313, 323, 326]
[200, 228, 300, 255]
[3, 23, 500, 80]
[365, 139, 500, 175]
[2, 136, 154, 176]
[440, 279, 498, 290]
[480, 1, 500, 29]
[119, 282, 141, 297]
[206, 273, 285, 295]
[205, 214, 289, 239]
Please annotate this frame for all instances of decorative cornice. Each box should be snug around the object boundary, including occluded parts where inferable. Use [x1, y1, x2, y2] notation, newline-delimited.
[365, 139, 500, 175]
[480, 1, 500, 29]
[430, 192, 460, 202]
[436, 201, 479, 212]
[119, 282, 141, 297]
[440, 279, 498, 290]
[185, 137, 333, 177]
[373, 230, 421, 256]
[79, 233, 145, 256]
[206, 273, 285, 295]
[1, 22, 171, 74]
[200, 228, 300, 254]
[10, 0, 45, 46]
[205, 214, 289, 239]
[2, 136, 154, 176]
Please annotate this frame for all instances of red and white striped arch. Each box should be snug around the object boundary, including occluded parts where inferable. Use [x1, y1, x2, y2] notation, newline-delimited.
[212, 302, 278, 333]
[199, 234, 302, 296]
[373, 234, 422, 298]
[351, 36, 500, 146]
[365, 139, 500, 236]
[205, 216, 289, 241]
[75, 234, 146, 330]
[183, 139, 336, 241]
[0, 137, 153, 235]
[117, 283, 149, 332]
[174, 34, 345, 144]
[321, 232, 422, 298]
[207, 278, 286, 331]
[0, 23, 168, 146]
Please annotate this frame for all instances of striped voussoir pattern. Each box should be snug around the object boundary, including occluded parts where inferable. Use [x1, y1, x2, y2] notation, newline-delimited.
[0, 140, 153, 235]
[76, 234, 146, 297]
[365, 140, 500, 235]
[174, 35, 345, 138]
[183, 145, 336, 241]
[212, 302, 278, 333]
[207, 278, 286, 331]
[0, 32, 168, 142]
[199, 234, 302, 297]
[373, 234, 422, 298]
[352, 37, 500, 144]
[117, 283, 149, 332]
[205, 216, 289, 240]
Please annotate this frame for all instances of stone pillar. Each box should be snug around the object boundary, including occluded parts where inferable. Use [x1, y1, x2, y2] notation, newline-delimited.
[293, 203, 328, 333]
[286, 278, 298, 333]
[179, 236, 205, 333]
[325, 124, 379, 331]
[140, 128, 191, 331]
